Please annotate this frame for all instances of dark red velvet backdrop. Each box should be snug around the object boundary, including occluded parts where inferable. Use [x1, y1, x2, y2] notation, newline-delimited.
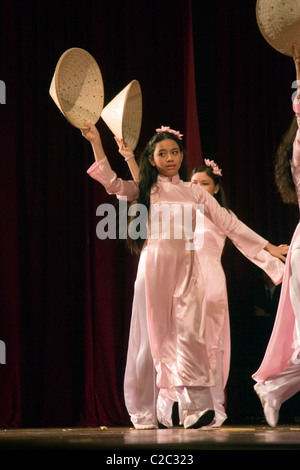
[0, 0, 298, 427]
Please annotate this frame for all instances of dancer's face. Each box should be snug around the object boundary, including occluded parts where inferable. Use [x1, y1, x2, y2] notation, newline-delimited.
[191, 171, 219, 196]
[149, 139, 183, 179]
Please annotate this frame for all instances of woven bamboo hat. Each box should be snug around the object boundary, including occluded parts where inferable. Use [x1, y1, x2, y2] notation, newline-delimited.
[49, 47, 104, 128]
[256, 0, 300, 56]
[101, 80, 142, 150]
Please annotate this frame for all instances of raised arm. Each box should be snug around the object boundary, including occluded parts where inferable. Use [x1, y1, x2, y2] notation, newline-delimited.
[114, 136, 139, 183]
[81, 122, 106, 163]
[82, 123, 139, 200]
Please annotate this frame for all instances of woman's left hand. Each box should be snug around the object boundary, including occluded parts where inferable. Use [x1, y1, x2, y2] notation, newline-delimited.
[114, 136, 134, 159]
[265, 243, 289, 262]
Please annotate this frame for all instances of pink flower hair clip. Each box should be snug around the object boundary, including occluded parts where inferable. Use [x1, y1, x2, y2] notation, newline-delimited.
[204, 158, 223, 176]
[156, 125, 183, 140]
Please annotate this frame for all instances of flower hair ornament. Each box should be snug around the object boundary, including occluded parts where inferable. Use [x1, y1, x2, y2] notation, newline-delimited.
[156, 125, 183, 140]
[204, 158, 223, 176]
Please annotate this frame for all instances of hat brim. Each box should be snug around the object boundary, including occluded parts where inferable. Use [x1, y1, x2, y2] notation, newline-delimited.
[49, 47, 104, 128]
[256, 0, 300, 57]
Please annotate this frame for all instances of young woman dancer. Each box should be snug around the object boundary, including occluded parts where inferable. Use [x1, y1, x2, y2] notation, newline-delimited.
[116, 142, 287, 429]
[190, 161, 232, 427]
[82, 123, 287, 429]
[252, 46, 300, 427]
[190, 162, 288, 427]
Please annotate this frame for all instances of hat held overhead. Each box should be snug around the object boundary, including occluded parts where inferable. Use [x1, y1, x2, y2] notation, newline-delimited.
[49, 47, 104, 128]
[101, 79, 142, 151]
[256, 0, 300, 56]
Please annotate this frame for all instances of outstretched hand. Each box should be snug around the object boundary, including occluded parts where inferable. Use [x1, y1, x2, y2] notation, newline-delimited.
[265, 243, 289, 262]
[114, 136, 134, 159]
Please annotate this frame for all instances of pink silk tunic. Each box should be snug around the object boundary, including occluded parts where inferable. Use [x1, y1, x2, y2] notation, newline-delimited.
[88, 158, 284, 392]
[252, 102, 300, 383]
[199, 218, 285, 389]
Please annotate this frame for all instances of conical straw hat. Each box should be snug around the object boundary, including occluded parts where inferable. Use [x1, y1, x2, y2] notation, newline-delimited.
[101, 80, 142, 150]
[49, 47, 104, 128]
[256, 0, 300, 57]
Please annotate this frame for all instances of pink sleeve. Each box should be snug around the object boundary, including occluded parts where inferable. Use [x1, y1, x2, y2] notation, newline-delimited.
[87, 157, 139, 201]
[194, 186, 268, 259]
[235, 244, 284, 285]
[215, 209, 268, 259]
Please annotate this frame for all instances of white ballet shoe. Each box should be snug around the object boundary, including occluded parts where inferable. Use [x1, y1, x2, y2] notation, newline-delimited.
[263, 403, 279, 428]
[184, 409, 215, 429]
[254, 383, 279, 428]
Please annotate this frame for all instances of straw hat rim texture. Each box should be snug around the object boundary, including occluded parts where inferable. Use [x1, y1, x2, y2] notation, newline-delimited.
[49, 47, 104, 129]
[256, 0, 300, 56]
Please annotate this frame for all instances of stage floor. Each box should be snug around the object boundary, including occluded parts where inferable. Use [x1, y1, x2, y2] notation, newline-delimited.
[1, 425, 300, 451]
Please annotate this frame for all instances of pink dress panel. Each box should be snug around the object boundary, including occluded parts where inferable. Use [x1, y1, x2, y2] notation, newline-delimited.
[196, 219, 230, 385]
[195, 215, 285, 389]
[252, 104, 300, 383]
[144, 175, 273, 390]
[123, 246, 159, 427]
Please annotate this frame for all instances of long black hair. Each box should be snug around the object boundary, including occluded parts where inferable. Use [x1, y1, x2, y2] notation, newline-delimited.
[274, 116, 298, 205]
[127, 131, 188, 254]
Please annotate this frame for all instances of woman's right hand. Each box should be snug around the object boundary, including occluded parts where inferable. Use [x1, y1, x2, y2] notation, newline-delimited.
[81, 122, 100, 143]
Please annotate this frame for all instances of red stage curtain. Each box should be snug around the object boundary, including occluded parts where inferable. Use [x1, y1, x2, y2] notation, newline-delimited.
[0, 0, 202, 427]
